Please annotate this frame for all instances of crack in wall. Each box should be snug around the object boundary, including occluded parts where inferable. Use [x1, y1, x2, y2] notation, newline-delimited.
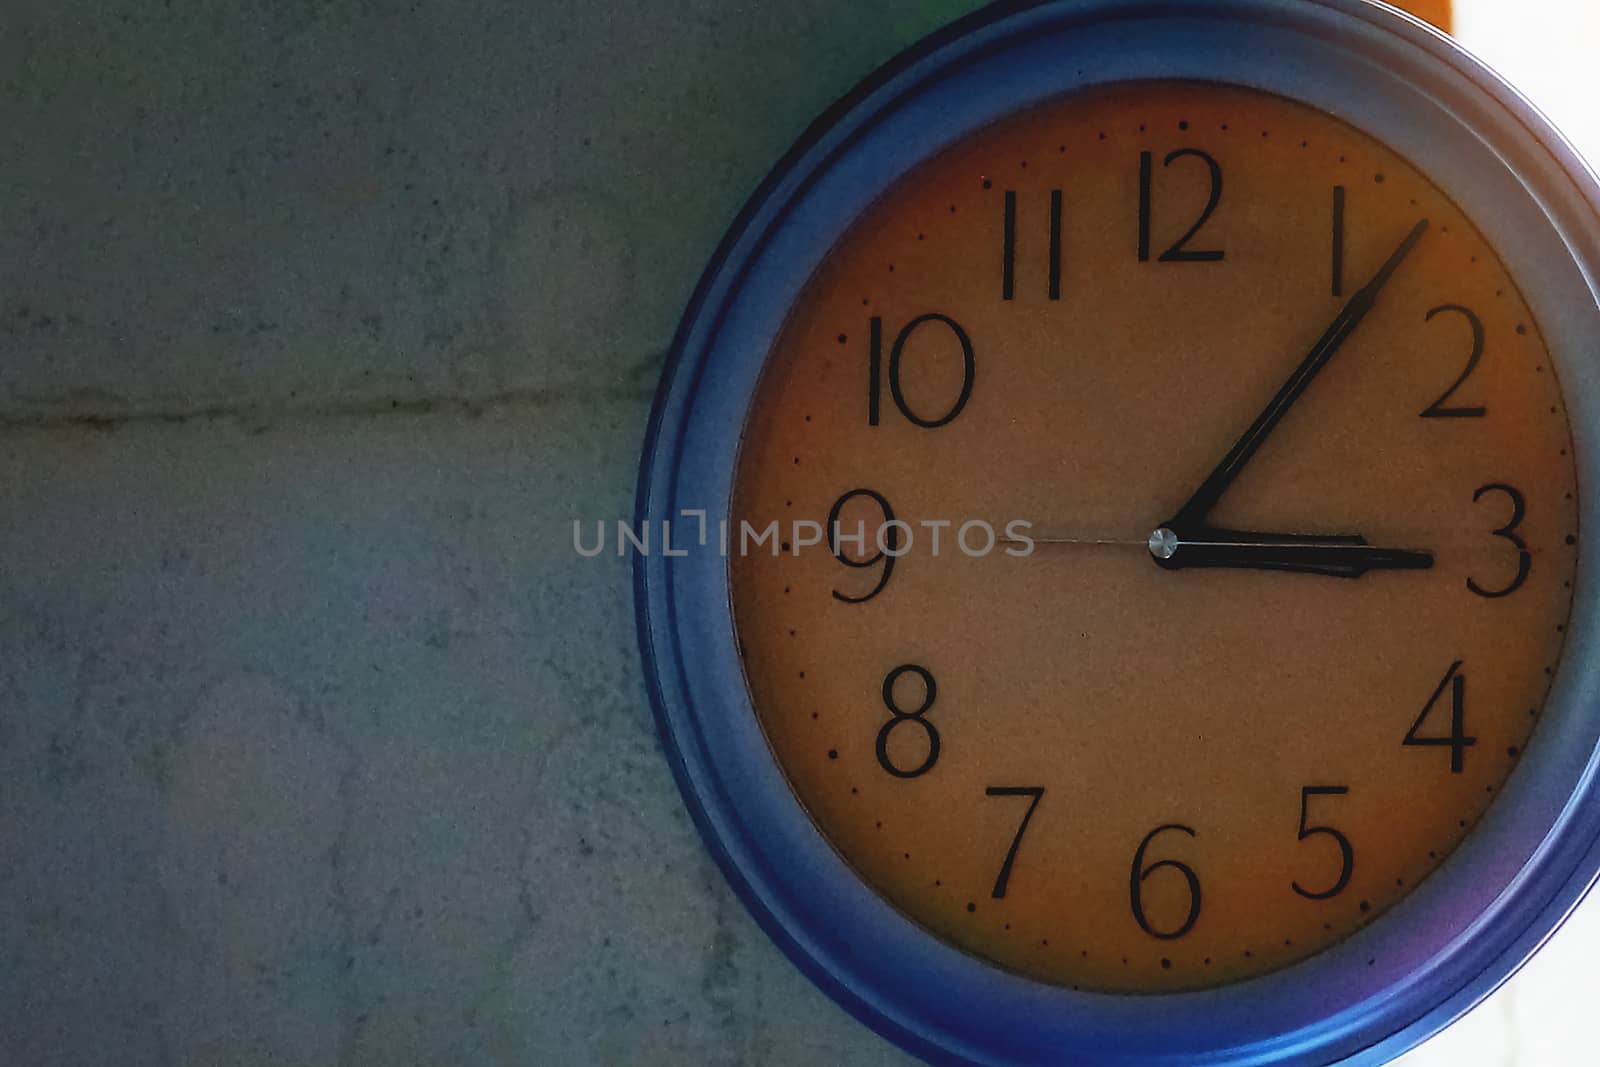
[0, 351, 667, 432]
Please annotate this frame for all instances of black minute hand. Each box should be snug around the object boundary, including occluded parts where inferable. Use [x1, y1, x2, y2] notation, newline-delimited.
[1167, 219, 1430, 532]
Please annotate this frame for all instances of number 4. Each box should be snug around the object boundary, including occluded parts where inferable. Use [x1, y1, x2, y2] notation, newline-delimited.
[1404, 660, 1477, 773]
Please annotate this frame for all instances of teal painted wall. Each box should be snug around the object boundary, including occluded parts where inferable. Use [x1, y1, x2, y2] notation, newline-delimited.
[0, 3, 980, 1064]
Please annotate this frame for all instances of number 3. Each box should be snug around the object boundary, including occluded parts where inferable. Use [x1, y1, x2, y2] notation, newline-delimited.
[1467, 483, 1530, 598]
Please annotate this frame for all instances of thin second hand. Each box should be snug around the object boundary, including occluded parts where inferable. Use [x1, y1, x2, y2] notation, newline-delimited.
[1009, 535, 1149, 546]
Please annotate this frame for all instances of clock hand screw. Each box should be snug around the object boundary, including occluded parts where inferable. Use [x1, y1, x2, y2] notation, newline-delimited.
[1148, 527, 1180, 560]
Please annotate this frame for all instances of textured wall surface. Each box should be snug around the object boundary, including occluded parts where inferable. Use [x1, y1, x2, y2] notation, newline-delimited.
[0, 3, 978, 1063]
[1, 2, 1595, 1065]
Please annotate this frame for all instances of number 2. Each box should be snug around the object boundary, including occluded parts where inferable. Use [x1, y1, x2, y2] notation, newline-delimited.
[1419, 304, 1488, 418]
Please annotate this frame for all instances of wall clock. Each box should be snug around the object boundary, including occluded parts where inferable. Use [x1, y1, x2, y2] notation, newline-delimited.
[634, 1, 1600, 1063]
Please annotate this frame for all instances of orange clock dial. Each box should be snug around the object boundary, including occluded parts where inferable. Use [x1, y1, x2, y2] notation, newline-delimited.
[728, 82, 1577, 993]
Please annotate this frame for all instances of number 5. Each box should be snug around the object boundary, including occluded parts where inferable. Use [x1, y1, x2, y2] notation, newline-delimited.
[1292, 786, 1354, 900]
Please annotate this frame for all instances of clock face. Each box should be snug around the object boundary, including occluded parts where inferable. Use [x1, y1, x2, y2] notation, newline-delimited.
[727, 81, 1578, 993]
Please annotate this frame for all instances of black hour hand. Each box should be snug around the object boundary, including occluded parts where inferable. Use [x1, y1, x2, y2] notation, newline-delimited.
[1150, 528, 1434, 579]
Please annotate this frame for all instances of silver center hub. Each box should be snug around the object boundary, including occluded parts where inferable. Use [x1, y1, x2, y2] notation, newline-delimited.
[1148, 527, 1180, 560]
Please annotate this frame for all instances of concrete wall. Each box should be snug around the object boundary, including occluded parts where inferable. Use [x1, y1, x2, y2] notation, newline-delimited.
[0, 3, 979, 1063]
[0, 2, 1592, 1065]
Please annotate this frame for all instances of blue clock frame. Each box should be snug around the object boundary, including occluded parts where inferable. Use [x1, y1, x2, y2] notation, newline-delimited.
[635, 2, 1600, 1063]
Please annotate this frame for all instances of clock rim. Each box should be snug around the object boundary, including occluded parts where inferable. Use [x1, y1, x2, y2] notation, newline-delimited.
[635, 1, 1600, 1064]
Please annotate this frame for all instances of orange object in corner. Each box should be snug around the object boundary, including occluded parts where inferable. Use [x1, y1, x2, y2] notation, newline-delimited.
[1393, 0, 1451, 32]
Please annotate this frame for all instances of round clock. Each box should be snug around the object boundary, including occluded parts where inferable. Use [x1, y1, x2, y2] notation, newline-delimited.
[635, 1, 1600, 1063]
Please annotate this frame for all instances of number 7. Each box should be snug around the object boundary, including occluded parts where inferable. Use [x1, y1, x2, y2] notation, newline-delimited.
[986, 786, 1045, 899]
